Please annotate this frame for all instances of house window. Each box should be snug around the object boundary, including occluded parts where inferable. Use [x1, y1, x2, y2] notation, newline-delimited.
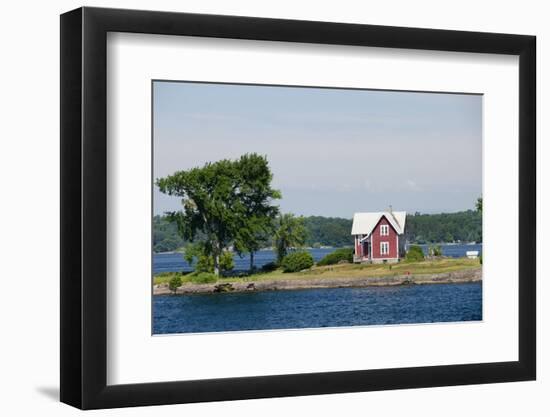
[380, 225, 389, 236]
[380, 241, 389, 255]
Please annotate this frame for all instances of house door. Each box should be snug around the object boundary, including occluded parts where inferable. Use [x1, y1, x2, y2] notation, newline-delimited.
[363, 241, 369, 259]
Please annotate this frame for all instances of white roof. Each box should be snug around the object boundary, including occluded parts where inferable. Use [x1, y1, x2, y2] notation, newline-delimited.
[351, 211, 406, 236]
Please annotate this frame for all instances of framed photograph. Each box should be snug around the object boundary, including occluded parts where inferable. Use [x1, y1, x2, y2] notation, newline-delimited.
[60, 6, 536, 409]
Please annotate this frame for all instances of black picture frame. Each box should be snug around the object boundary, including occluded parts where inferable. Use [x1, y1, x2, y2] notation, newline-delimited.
[60, 6, 536, 410]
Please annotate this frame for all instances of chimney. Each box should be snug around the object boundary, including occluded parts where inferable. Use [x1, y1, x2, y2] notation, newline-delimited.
[388, 204, 399, 227]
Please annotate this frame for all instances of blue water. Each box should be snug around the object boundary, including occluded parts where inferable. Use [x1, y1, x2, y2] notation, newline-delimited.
[417, 243, 482, 258]
[153, 247, 336, 274]
[153, 282, 482, 334]
[153, 244, 482, 274]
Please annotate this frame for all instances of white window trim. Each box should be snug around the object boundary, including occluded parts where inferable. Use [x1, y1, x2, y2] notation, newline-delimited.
[380, 241, 389, 255]
[380, 224, 389, 236]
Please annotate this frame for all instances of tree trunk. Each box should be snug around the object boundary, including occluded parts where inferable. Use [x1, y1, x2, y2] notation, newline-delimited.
[250, 251, 254, 272]
[213, 251, 220, 276]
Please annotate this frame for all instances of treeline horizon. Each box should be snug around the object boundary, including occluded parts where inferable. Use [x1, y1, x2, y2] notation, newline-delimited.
[154, 209, 482, 253]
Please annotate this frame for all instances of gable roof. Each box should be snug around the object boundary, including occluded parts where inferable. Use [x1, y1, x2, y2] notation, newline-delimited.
[351, 211, 406, 236]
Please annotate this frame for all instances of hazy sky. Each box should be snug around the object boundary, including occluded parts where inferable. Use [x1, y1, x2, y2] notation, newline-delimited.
[153, 81, 482, 218]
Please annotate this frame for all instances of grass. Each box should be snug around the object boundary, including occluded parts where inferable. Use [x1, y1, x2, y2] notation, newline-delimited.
[153, 271, 191, 286]
[153, 257, 481, 286]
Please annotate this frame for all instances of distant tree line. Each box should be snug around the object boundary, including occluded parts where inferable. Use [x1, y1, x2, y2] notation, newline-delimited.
[153, 215, 186, 253]
[302, 216, 353, 248]
[298, 210, 482, 246]
[154, 208, 482, 253]
[406, 210, 482, 244]
[153, 213, 353, 253]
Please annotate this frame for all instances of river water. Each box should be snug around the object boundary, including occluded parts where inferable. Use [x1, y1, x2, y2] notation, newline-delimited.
[153, 243, 482, 274]
[153, 282, 482, 334]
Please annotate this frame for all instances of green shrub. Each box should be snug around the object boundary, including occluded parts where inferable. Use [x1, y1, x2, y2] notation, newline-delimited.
[195, 254, 214, 273]
[219, 251, 234, 272]
[261, 261, 278, 272]
[168, 275, 183, 294]
[190, 272, 218, 284]
[480, 254, 483, 265]
[405, 245, 425, 262]
[193, 252, 234, 274]
[157, 271, 183, 278]
[428, 244, 442, 257]
[317, 248, 353, 266]
[281, 251, 314, 273]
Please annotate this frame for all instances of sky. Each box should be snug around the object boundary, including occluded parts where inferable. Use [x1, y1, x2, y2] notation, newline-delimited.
[153, 81, 482, 218]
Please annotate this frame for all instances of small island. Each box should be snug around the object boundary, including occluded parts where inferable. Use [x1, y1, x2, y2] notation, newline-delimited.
[153, 154, 483, 296]
[154, 256, 481, 295]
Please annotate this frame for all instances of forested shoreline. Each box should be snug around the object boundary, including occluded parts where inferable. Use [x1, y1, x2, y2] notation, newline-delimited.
[154, 210, 482, 253]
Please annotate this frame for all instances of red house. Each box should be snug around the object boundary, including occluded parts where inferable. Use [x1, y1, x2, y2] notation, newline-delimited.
[351, 209, 407, 263]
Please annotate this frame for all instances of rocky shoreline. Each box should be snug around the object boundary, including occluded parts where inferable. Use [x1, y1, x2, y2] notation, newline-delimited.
[153, 268, 481, 295]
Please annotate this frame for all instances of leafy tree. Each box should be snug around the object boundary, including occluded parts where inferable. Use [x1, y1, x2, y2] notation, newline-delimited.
[183, 242, 203, 265]
[157, 154, 279, 276]
[476, 197, 483, 214]
[475, 197, 483, 243]
[157, 159, 237, 275]
[233, 154, 281, 271]
[273, 213, 307, 264]
[168, 275, 183, 294]
[182, 242, 213, 272]
[235, 218, 273, 272]
[183, 243, 235, 274]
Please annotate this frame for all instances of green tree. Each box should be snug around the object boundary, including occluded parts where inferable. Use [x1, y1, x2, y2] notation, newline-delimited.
[183, 242, 213, 272]
[184, 243, 234, 273]
[168, 275, 183, 294]
[475, 197, 483, 243]
[233, 154, 281, 272]
[183, 242, 204, 266]
[235, 218, 273, 272]
[476, 197, 483, 214]
[273, 213, 307, 264]
[157, 154, 279, 276]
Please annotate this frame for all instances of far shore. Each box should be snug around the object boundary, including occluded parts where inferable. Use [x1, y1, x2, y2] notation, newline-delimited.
[154, 267, 481, 295]
[153, 242, 481, 255]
